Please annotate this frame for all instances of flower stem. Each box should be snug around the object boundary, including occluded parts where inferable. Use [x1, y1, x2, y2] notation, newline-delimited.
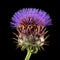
[25, 48, 32, 60]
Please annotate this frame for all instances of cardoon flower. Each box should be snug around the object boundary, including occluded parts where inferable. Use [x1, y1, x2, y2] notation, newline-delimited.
[11, 8, 52, 60]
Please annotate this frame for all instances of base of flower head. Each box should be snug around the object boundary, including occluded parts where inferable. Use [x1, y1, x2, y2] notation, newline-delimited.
[13, 26, 49, 52]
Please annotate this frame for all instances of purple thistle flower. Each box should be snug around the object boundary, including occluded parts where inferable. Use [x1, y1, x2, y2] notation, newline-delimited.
[11, 8, 52, 60]
[11, 8, 52, 48]
[11, 8, 52, 47]
[11, 8, 52, 28]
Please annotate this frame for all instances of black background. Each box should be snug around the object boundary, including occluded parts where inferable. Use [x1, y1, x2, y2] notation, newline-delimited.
[0, 0, 59, 60]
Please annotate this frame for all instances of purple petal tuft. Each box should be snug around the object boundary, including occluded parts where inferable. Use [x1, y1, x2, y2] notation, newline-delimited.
[11, 8, 52, 28]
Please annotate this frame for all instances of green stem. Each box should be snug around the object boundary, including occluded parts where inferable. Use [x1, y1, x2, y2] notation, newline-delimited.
[25, 49, 32, 60]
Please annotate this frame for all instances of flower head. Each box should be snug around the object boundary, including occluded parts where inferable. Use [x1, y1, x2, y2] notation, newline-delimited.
[11, 8, 52, 53]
